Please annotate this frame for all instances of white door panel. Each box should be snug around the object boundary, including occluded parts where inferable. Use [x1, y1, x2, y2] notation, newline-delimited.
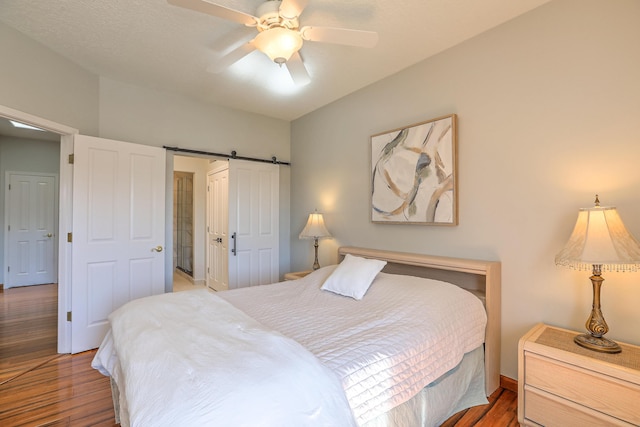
[258, 248, 275, 284]
[71, 135, 165, 353]
[206, 165, 229, 291]
[5, 173, 57, 288]
[228, 160, 279, 289]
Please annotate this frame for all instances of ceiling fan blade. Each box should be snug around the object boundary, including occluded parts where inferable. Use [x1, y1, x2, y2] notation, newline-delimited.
[211, 26, 256, 54]
[300, 26, 378, 48]
[285, 51, 311, 86]
[167, 0, 258, 26]
[279, 0, 308, 20]
[207, 42, 257, 73]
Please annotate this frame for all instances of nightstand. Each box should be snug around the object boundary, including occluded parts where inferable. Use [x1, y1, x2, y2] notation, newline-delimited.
[283, 270, 312, 281]
[518, 323, 640, 426]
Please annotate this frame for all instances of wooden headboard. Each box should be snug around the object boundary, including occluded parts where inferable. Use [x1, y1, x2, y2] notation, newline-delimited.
[338, 246, 501, 396]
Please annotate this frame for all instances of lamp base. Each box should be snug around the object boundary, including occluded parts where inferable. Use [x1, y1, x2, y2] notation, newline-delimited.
[312, 237, 320, 270]
[574, 333, 621, 354]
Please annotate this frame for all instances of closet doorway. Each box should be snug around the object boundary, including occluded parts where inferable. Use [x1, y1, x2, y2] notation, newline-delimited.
[173, 171, 194, 277]
[172, 156, 208, 290]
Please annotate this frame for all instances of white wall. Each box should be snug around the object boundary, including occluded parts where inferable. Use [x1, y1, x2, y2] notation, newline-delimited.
[98, 77, 290, 161]
[0, 23, 99, 135]
[290, 0, 640, 380]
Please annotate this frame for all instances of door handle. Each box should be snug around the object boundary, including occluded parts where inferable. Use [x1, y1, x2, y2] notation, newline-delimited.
[216, 237, 223, 243]
[152, 245, 163, 252]
[231, 232, 237, 256]
[44, 233, 53, 238]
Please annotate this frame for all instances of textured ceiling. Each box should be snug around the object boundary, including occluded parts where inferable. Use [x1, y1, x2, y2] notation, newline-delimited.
[0, 0, 551, 121]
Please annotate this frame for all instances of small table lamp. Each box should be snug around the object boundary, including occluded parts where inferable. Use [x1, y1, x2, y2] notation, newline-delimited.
[299, 211, 332, 270]
[555, 195, 640, 353]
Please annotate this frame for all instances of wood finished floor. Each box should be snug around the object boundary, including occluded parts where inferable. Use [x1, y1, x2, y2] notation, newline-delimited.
[0, 283, 518, 426]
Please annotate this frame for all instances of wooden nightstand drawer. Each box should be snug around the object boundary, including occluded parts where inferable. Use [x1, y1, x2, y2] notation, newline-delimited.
[524, 386, 633, 426]
[519, 324, 640, 427]
[525, 353, 640, 423]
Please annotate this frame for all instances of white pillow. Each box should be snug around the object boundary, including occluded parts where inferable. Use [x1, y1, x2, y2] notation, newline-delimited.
[321, 254, 387, 300]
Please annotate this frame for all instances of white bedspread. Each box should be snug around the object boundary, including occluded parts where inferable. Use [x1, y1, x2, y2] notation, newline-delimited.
[92, 291, 356, 427]
[219, 266, 487, 425]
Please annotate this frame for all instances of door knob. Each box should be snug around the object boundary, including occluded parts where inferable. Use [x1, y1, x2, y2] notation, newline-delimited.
[44, 233, 53, 238]
[216, 237, 223, 243]
[152, 245, 163, 252]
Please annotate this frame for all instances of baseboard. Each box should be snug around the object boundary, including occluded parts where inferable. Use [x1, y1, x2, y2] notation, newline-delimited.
[500, 375, 518, 393]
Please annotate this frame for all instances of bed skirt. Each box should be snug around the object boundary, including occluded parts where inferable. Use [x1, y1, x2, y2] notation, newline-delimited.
[109, 377, 121, 425]
[362, 346, 487, 427]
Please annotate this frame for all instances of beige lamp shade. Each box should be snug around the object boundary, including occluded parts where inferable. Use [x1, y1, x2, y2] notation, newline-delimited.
[299, 212, 331, 239]
[555, 206, 640, 272]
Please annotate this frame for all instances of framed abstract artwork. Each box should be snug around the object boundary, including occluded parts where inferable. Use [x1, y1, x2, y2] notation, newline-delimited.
[371, 114, 458, 225]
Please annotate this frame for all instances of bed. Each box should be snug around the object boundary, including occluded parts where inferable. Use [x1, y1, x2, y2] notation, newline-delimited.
[92, 246, 501, 426]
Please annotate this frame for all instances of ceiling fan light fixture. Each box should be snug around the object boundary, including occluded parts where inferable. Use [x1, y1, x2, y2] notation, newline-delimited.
[253, 27, 302, 65]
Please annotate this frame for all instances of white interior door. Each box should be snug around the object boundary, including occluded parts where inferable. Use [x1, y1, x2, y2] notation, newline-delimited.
[228, 159, 279, 289]
[206, 164, 229, 291]
[5, 173, 57, 288]
[71, 135, 166, 353]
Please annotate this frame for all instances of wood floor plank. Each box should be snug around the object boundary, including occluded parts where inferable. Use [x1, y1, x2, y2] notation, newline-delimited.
[0, 352, 117, 426]
[0, 284, 58, 385]
[441, 388, 501, 427]
[472, 389, 519, 427]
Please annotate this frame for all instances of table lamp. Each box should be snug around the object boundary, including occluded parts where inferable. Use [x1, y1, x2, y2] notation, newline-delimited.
[555, 195, 640, 353]
[299, 211, 332, 270]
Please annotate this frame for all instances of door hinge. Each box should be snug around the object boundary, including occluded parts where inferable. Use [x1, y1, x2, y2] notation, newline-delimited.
[7, 184, 10, 190]
[7, 266, 9, 272]
[67, 232, 73, 243]
[68, 154, 74, 164]
[67, 311, 72, 322]
[7, 225, 10, 231]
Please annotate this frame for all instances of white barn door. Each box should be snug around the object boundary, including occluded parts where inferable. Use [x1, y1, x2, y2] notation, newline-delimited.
[71, 135, 166, 353]
[228, 159, 279, 289]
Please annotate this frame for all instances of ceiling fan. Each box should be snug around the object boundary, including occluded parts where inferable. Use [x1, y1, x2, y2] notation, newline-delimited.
[167, 0, 379, 85]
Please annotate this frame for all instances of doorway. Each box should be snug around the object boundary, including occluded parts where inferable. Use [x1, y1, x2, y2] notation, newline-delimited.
[0, 105, 76, 354]
[1, 121, 61, 290]
[172, 155, 209, 291]
[174, 171, 194, 277]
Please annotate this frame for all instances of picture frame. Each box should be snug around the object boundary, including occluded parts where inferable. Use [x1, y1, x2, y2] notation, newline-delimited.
[371, 114, 458, 225]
